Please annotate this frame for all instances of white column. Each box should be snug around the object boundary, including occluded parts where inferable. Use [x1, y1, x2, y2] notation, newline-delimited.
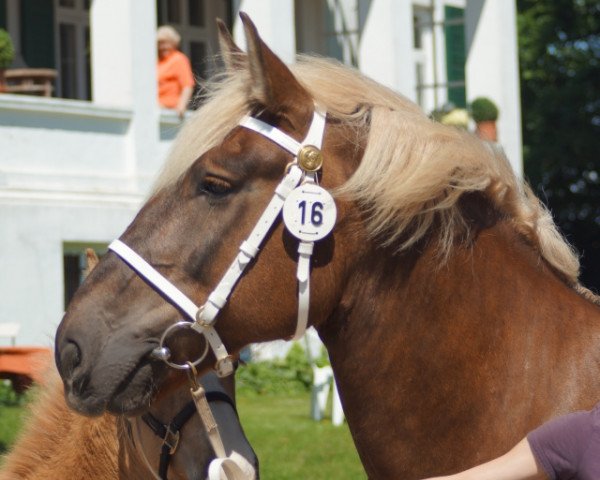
[90, 0, 161, 181]
[231, 0, 296, 63]
[359, 0, 416, 98]
[465, 0, 523, 175]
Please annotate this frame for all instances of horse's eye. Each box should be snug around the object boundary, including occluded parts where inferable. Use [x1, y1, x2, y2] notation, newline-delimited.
[198, 176, 233, 197]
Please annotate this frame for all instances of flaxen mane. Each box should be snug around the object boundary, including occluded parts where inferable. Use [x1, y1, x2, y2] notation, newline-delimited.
[153, 55, 598, 303]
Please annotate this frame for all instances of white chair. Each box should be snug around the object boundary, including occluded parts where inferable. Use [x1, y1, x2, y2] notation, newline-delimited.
[311, 364, 333, 421]
[305, 328, 345, 425]
[0, 322, 20, 346]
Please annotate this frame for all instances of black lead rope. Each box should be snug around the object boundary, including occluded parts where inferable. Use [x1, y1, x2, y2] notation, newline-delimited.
[141, 391, 237, 480]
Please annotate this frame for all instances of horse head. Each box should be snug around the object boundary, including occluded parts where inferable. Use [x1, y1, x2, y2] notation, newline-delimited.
[125, 369, 258, 480]
[55, 14, 363, 415]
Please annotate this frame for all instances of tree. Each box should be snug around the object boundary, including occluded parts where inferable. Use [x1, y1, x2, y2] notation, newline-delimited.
[517, 0, 600, 290]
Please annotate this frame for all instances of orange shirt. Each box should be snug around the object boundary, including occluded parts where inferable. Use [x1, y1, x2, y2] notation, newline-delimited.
[157, 50, 195, 109]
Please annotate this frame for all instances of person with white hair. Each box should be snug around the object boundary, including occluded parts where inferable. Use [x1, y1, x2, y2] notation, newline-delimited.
[157, 25, 195, 118]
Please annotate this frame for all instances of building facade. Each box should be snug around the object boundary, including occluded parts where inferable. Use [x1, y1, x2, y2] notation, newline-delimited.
[0, 0, 521, 346]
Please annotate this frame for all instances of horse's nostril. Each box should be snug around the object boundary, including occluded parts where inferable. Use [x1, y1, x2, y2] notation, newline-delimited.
[72, 372, 90, 397]
[59, 340, 82, 377]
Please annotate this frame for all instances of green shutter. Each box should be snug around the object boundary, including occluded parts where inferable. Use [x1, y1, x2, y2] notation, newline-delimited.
[21, 0, 55, 68]
[444, 6, 466, 108]
[0, 0, 7, 30]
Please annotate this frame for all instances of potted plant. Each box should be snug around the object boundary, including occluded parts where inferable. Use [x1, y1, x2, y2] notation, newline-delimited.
[470, 97, 499, 142]
[0, 29, 15, 92]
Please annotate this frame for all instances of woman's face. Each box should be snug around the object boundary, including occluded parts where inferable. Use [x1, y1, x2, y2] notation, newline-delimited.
[158, 39, 176, 59]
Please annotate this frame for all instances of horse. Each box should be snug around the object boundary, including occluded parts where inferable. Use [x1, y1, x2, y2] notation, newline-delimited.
[2, 251, 257, 480]
[54, 14, 600, 479]
[0, 365, 256, 479]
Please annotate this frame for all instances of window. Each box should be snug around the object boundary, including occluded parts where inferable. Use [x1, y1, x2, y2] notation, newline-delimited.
[59, 23, 77, 98]
[413, 2, 467, 113]
[189, 40, 208, 79]
[166, 0, 182, 23]
[55, 0, 90, 100]
[444, 6, 466, 108]
[63, 243, 106, 309]
[0, 0, 6, 30]
[188, 0, 205, 27]
[296, 0, 368, 68]
[20, 0, 55, 69]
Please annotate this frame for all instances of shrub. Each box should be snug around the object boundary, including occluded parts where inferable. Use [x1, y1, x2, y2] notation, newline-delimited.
[0, 380, 34, 407]
[470, 97, 499, 122]
[0, 29, 14, 69]
[237, 343, 314, 395]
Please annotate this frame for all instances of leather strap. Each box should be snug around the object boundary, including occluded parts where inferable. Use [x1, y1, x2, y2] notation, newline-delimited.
[190, 386, 256, 480]
[191, 385, 227, 458]
[141, 392, 239, 480]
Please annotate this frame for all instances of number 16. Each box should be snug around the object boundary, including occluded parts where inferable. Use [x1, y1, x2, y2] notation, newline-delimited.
[298, 201, 323, 226]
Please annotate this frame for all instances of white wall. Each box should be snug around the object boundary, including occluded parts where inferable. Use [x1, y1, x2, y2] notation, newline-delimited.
[0, 201, 139, 347]
[232, 0, 296, 63]
[359, 0, 416, 97]
[0, 94, 151, 346]
[0, 0, 183, 346]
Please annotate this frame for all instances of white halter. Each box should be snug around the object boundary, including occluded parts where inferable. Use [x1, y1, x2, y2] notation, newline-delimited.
[109, 105, 327, 374]
[108, 107, 328, 479]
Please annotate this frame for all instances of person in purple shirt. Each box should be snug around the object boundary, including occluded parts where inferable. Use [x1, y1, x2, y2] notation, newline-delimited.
[423, 401, 600, 480]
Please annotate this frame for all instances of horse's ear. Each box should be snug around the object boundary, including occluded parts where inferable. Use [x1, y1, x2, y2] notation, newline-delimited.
[83, 248, 99, 278]
[216, 18, 245, 72]
[239, 12, 313, 126]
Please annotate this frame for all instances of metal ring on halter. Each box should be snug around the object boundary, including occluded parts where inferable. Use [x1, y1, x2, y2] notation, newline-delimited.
[195, 305, 210, 327]
[158, 321, 210, 370]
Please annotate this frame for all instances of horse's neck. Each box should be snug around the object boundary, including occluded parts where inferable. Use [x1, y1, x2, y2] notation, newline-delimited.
[0, 371, 118, 480]
[320, 220, 600, 478]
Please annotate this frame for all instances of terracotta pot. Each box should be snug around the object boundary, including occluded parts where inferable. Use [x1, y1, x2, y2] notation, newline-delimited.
[476, 120, 498, 142]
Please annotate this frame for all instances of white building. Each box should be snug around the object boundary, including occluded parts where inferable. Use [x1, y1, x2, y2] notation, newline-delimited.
[0, 0, 522, 347]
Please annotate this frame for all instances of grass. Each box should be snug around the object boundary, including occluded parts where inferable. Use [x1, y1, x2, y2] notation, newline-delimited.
[238, 392, 366, 479]
[0, 406, 26, 455]
[0, 388, 365, 479]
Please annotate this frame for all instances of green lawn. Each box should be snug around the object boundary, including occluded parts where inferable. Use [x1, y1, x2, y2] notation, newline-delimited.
[0, 390, 365, 479]
[0, 406, 26, 455]
[238, 392, 365, 479]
